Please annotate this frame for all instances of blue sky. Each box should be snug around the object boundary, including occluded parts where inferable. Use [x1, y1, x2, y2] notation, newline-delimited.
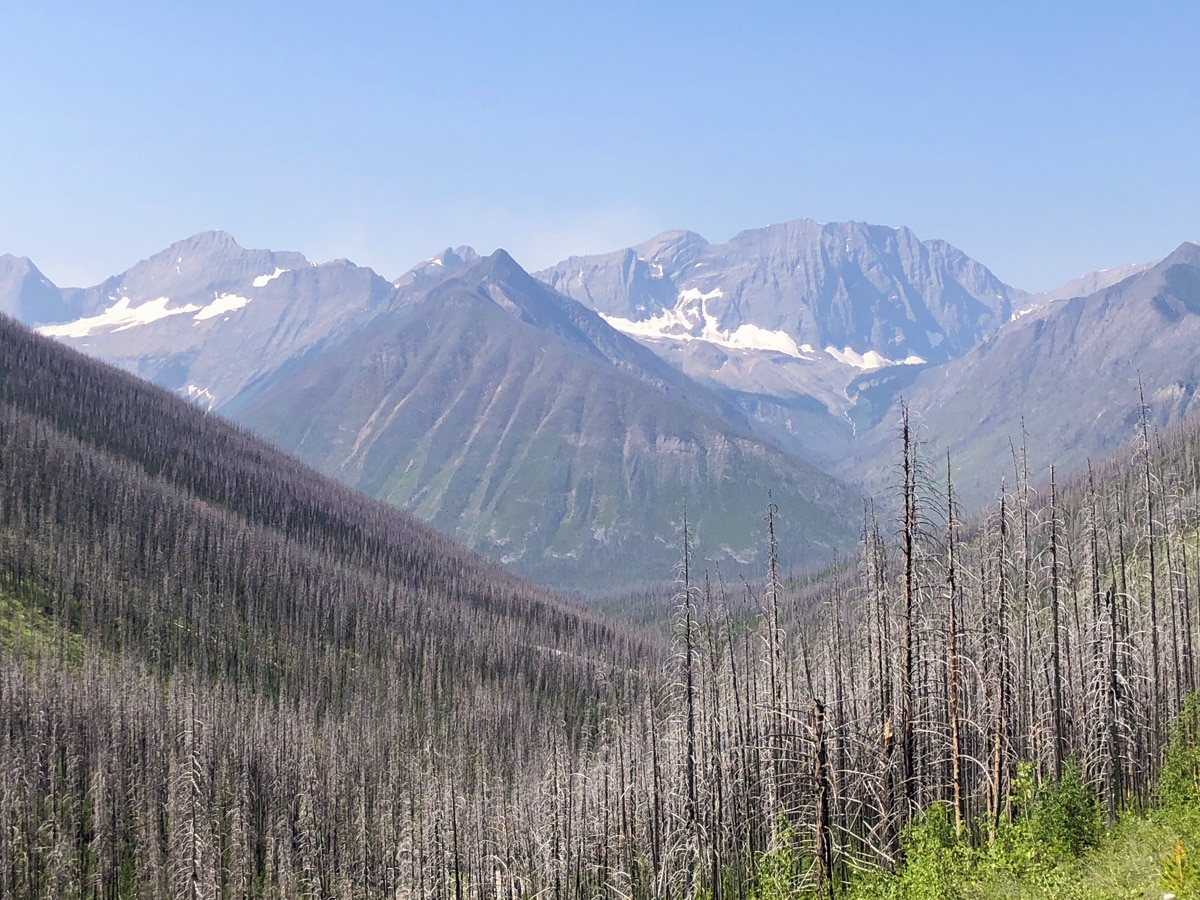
[2, 1, 1197, 290]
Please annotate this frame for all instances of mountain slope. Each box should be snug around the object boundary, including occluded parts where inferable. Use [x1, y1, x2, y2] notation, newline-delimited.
[537, 218, 1027, 463]
[0, 310, 657, 896]
[1034, 259, 1154, 304]
[0, 304, 645, 747]
[34, 231, 395, 408]
[227, 250, 862, 588]
[849, 242, 1200, 503]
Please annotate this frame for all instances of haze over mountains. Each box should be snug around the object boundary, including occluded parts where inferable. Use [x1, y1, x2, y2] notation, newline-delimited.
[4, 219, 1198, 589]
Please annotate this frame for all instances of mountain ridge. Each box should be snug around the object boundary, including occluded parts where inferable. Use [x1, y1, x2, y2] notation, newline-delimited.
[11, 225, 1200, 588]
[223, 249, 861, 588]
[4, 233, 864, 589]
[845, 241, 1200, 504]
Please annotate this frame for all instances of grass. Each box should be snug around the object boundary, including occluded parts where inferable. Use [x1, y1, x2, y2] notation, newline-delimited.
[0, 572, 84, 665]
[1072, 815, 1179, 899]
[831, 812, 1185, 900]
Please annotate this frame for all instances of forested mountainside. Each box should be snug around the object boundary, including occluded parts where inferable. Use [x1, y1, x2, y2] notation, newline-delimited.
[7, 233, 862, 591]
[225, 249, 861, 589]
[0, 314, 651, 897]
[5, 292, 1200, 897]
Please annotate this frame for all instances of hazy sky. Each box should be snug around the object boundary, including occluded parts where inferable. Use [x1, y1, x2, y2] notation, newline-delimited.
[3, 1, 1197, 290]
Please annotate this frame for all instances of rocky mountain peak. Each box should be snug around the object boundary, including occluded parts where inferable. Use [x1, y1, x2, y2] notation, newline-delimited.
[86, 232, 308, 314]
[394, 245, 480, 288]
[170, 229, 244, 254]
[0, 254, 68, 324]
[1160, 241, 1200, 270]
[0, 253, 38, 276]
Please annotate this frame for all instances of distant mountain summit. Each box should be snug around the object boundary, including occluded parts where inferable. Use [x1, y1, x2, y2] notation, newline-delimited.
[89, 230, 313, 314]
[0, 254, 75, 324]
[395, 245, 481, 288]
[539, 219, 1023, 366]
[538, 219, 1028, 464]
[30, 231, 395, 409]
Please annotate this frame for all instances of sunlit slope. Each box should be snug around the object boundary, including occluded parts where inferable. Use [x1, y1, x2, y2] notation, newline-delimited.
[229, 250, 862, 588]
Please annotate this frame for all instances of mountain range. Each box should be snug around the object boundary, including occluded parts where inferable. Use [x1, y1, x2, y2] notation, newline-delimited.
[1, 231, 860, 589]
[3, 220, 1195, 590]
[222, 247, 859, 587]
[537, 219, 1030, 468]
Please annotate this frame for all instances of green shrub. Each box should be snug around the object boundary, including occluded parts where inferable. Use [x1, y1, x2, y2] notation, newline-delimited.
[1161, 837, 1199, 898]
[894, 803, 974, 899]
[749, 821, 814, 900]
[1158, 692, 1200, 827]
[1032, 759, 1103, 858]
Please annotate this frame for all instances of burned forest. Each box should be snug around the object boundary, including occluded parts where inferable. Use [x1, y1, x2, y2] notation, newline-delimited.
[3, 312, 1200, 898]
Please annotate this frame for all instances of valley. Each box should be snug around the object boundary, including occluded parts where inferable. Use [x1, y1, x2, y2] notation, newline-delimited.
[3, 273, 1200, 896]
[5, 221, 1191, 593]
[6, 3, 1198, 895]
[3, 219, 1200, 897]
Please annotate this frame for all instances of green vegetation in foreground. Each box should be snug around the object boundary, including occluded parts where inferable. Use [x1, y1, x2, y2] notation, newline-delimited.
[744, 695, 1200, 900]
[0, 572, 83, 664]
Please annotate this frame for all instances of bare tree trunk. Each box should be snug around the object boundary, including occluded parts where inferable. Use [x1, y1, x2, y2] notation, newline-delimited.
[1051, 467, 1065, 780]
[945, 454, 964, 836]
[991, 486, 1010, 839]
[1140, 383, 1162, 747]
[813, 698, 834, 900]
[900, 405, 916, 826]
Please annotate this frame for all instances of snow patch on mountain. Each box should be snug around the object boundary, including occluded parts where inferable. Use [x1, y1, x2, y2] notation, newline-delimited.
[252, 267, 287, 287]
[678, 287, 725, 304]
[601, 285, 810, 357]
[825, 346, 926, 370]
[38, 296, 201, 338]
[194, 293, 251, 322]
[706, 321, 805, 356]
[185, 384, 216, 410]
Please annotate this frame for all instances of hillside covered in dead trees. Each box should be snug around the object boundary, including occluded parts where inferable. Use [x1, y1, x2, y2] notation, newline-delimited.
[3, 308, 1200, 898]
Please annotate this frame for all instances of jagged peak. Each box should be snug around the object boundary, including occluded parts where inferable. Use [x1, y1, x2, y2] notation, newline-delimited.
[633, 228, 710, 255]
[1159, 241, 1200, 270]
[440, 246, 479, 267]
[481, 247, 523, 275]
[166, 230, 246, 254]
[395, 245, 483, 287]
[110, 232, 312, 290]
[0, 254, 46, 280]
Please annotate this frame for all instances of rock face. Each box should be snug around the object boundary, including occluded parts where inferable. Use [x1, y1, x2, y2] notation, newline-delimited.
[848, 242, 1200, 505]
[537, 219, 1027, 465]
[30, 231, 395, 409]
[7, 233, 861, 591]
[539, 219, 1024, 368]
